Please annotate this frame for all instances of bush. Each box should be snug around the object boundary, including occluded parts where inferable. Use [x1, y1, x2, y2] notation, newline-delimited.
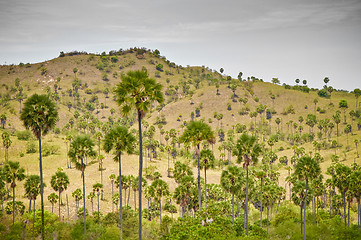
[26, 141, 37, 153]
[42, 143, 60, 156]
[16, 130, 32, 140]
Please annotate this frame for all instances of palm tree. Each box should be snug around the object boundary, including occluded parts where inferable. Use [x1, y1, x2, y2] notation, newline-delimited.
[87, 192, 95, 215]
[68, 135, 96, 236]
[234, 133, 262, 235]
[180, 120, 215, 211]
[0, 113, 7, 129]
[65, 134, 73, 168]
[1, 132, 11, 163]
[220, 165, 245, 224]
[332, 163, 351, 227]
[103, 125, 136, 240]
[24, 174, 40, 237]
[51, 170, 69, 222]
[4, 161, 25, 228]
[48, 193, 58, 213]
[350, 168, 361, 230]
[20, 93, 58, 240]
[294, 155, 321, 240]
[72, 188, 82, 213]
[151, 179, 169, 225]
[255, 169, 267, 227]
[132, 176, 147, 211]
[92, 183, 103, 217]
[114, 69, 164, 240]
[109, 174, 116, 212]
[199, 149, 215, 208]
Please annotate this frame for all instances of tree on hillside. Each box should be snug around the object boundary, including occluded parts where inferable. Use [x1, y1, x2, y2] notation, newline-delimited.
[294, 156, 321, 240]
[20, 93, 58, 240]
[180, 120, 215, 211]
[114, 69, 164, 240]
[349, 168, 361, 230]
[24, 174, 40, 237]
[68, 135, 96, 237]
[109, 174, 116, 212]
[92, 183, 103, 217]
[255, 169, 267, 227]
[2, 132, 11, 163]
[0, 113, 7, 129]
[353, 88, 361, 109]
[220, 165, 245, 224]
[151, 179, 169, 225]
[234, 133, 262, 236]
[103, 125, 135, 240]
[51, 170, 69, 222]
[339, 99, 348, 123]
[332, 163, 351, 227]
[199, 149, 215, 208]
[48, 193, 58, 213]
[4, 161, 25, 229]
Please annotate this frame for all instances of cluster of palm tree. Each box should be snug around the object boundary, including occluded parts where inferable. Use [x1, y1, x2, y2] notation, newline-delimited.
[2, 68, 361, 240]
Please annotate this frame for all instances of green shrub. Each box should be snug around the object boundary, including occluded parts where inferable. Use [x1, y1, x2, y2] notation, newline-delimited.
[26, 141, 37, 153]
[16, 130, 32, 140]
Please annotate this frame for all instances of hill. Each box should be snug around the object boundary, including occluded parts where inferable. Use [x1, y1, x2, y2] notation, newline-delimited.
[0, 47, 360, 235]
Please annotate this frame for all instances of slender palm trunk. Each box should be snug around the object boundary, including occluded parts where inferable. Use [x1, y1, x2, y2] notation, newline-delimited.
[81, 158, 86, 237]
[245, 167, 249, 236]
[97, 193, 100, 216]
[29, 199, 32, 213]
[347, 201, 351, 227]
[137, 111, 143, 240]
[304, 179, 308, 240]
[119, 151, 123, 240]
[12, 187, 15, 229]
[59, 191, 61, 222]
[267, 206, 269, 233]
[232, 193, 235, 224]
[197, 144, 201, 211]
[316, 196, 319, 224]
[39, 136, 45, 240]
[301, 206, 303, 234]
[260, 179, 263, 227]
[33, 200, 35, 237]
[343, 192, 347, 227]
[204, 165, 207, 209]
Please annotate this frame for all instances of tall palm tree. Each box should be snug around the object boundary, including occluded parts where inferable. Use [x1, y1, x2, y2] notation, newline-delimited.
[151, 179, 169, 225]
[68, 135, 96, 237]
[199, 149, 215, 208]
[350, 169, 361, 230]
[1, 132, 11, 163]
[109, 174, 116, 212]
[234, 133, 261, 236]
[332, 163, 351, 228]
[24, 174, 40, 237]
[180, 120, 215, 211]
[114, 69, 164, 240]
[294, 155, 321, 240]
[103, 125, 135, 240]
[4, 161, 25, 228]
[220, 165, 245, 224]
[92, 183, 103, 217]
[20, 93, 58, 240]
[255, 169, 267, 227]
[50, 170, 69, 222]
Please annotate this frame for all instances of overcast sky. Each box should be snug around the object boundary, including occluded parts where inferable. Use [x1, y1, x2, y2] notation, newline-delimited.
[1, 0, 360, 91]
